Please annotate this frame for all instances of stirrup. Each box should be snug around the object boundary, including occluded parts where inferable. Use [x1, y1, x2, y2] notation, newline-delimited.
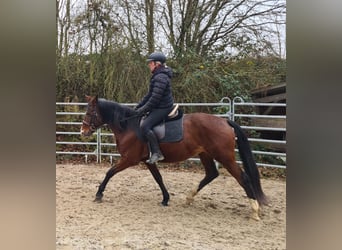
[146, 153, 164, 164]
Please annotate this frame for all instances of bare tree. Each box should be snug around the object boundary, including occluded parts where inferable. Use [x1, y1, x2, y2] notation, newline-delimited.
[161, 0, 286, 58]
[56, 0, 72, 57]
[57, 0, 285, 58]
[145, 0, 155, 53]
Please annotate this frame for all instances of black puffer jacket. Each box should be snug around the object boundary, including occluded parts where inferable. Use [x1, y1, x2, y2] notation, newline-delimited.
[136, 65, 174, 112]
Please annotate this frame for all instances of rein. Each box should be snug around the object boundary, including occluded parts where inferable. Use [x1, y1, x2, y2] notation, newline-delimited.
[119, 113, 143, 122]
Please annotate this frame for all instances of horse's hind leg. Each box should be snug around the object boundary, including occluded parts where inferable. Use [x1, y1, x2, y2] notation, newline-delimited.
[186, 153, 219, 204]
[219, 155, 261, 220]
[146, 163, 170, 206]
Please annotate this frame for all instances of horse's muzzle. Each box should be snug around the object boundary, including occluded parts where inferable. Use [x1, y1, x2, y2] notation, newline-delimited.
[80, 127, 93, 136]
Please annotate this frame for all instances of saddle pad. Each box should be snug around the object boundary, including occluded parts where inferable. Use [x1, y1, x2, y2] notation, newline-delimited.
[153, 116, 184, 143]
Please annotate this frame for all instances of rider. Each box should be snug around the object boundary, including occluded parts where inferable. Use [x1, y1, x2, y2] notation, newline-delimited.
[135, 51, 174, 164]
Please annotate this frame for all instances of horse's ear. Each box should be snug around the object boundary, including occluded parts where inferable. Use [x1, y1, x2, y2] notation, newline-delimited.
[85, 95, 91, 102]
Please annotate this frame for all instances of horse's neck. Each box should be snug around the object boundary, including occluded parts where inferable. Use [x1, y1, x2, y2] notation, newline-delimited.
[99, 101, 124, 125]
[99, 101, 136, 133]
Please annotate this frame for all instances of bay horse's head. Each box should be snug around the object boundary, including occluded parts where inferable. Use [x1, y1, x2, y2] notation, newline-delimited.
[80, 95, 103, 136]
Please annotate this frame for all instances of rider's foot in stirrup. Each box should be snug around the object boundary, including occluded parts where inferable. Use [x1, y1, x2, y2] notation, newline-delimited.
[146, 153, 164, 164]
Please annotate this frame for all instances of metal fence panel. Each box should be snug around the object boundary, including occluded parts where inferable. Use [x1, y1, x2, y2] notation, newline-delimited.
[56, 97, 286, 168]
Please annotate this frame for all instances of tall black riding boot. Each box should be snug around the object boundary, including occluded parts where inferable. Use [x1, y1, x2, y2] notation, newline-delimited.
[145, 130, 164, 164]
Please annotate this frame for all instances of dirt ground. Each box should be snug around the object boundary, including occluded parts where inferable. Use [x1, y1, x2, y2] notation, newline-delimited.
[56, 164, 286, 250]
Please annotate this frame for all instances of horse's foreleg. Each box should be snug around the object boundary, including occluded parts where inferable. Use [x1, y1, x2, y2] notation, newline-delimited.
[186, 153, 219, 204]
[94, 159, 132, 202]
[146, 163, 170, 206]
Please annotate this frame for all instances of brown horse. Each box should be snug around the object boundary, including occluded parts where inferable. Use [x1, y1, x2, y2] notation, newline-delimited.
[80, 96, 268, 220]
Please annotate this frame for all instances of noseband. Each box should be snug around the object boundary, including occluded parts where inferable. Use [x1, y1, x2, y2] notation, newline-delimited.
[82, 108, 98, 131]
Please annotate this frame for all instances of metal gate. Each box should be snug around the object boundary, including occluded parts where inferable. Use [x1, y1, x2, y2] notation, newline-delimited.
[56, 97, 286, 168]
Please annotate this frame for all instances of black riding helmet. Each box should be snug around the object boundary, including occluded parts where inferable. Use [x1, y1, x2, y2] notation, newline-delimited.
[146, 52, 166, 64]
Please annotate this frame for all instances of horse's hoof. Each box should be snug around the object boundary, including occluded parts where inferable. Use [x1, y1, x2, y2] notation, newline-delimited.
[94, 195, 103, 203]
[93, 198, 102, 203]
[249, 199, 260, 221]
[185, 189, 197, 205]
[161, 201, 168, 206]
[185, 196, 194, 205]
[251, 213, 261, 221]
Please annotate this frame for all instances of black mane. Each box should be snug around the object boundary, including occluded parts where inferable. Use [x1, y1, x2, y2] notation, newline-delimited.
[97, 98, 137, 130]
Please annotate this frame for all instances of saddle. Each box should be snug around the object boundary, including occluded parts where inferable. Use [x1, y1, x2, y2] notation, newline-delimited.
[167, 104, 179, 119]
[137, 104, 184, 143]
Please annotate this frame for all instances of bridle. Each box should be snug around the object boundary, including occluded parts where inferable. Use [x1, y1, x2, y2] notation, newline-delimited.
[82, 107, 98, 132]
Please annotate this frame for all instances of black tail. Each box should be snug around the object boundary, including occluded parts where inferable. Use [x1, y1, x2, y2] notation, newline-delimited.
[227, 120, 268, 206]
